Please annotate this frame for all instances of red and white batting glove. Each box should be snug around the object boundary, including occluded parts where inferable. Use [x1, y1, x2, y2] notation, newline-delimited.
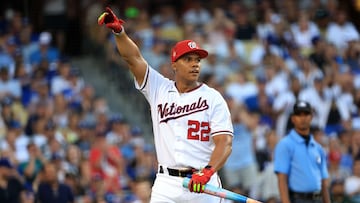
[188, 166, 215, 193]
[98, 7, 125, 33]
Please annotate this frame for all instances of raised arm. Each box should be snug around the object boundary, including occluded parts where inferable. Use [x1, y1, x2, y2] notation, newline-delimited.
[98, 7, 148, 85]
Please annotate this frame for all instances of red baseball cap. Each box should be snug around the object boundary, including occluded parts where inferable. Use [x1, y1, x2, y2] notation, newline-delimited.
[329, 151, 341, 163]
[171, 40, 208, 62]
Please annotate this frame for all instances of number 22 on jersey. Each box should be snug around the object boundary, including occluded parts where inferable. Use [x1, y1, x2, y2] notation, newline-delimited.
[187, 120, 210, 141]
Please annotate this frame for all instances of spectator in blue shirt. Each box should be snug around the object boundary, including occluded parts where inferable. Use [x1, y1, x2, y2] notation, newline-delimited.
[274, 100, 331, 203]
[29, 32, 59, 67]
[222, 105, 258, 195]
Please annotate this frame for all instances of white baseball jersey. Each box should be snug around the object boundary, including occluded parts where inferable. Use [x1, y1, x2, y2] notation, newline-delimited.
[135, 66, 233, 169]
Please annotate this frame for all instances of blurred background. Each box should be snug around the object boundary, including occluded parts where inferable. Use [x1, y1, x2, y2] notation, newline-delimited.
[1, 0, 360, 203]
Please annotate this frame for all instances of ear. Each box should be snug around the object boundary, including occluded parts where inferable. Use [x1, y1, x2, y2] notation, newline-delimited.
[171, 63, 177, 72]
[290, 114, 295, 123]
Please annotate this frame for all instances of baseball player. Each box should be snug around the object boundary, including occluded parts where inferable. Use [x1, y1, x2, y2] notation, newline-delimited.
[98, 7, 233, 203]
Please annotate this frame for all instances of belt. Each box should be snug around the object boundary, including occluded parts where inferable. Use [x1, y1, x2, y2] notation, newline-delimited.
[289, 190, 322, 200]
[159, 165, 197, 177]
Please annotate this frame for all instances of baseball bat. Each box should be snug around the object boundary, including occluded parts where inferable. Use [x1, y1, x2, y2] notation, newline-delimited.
[183, 177, 262, 203]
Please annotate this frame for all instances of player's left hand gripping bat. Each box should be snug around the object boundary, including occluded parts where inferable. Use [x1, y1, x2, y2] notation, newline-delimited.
[183, 177, 263, 203]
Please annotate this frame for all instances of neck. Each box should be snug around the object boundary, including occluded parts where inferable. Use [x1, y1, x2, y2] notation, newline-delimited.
[295, 128, 310, 136]
[328, 164, 339, 171]
[175, 81, 199, 93]
[0, 174, 5, 180]
[0, 177, 6, 188]
[0, 175, 7, 184]
[50, 180, 59, 188]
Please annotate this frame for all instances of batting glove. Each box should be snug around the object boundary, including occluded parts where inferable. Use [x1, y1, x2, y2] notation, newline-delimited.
[98, 7, 124, 33]
[188, 166, 215, 193]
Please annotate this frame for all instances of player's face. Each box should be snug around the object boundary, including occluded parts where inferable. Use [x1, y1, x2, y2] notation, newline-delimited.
[291, 112, 312, 131]
[173, 53, 202, 83]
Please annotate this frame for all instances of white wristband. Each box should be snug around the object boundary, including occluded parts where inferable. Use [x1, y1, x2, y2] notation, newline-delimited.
[112, 26, 124, 35]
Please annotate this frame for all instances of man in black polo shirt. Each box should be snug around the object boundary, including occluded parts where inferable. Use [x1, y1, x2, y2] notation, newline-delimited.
[36, 162, 74, 203]
[0, 157, 27, 203]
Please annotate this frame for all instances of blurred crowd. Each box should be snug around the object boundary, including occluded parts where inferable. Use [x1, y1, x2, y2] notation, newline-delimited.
[1, 0, 360, 203]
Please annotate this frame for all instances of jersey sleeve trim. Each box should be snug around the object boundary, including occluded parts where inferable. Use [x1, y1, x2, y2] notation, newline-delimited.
[211, 131, 233, 137]
[138, 65, 150, 90]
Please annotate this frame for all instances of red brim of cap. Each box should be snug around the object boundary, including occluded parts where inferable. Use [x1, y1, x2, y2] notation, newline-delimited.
[172, 49, 208, 62]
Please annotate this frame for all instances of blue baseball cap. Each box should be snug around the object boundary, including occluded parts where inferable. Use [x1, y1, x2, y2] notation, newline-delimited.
[6, 36, 17, 46]
[109, 114, 126, 124]
[131, 126, 143, 136]
[78, 120, 95, 129]
[51, 153, 63, 161]
[69, 67, 81, 77]
[0, 158, 13, 168]
[1, 97, 13, 106]
[8, 120, 22, 129]
[45, 120, 56, 130]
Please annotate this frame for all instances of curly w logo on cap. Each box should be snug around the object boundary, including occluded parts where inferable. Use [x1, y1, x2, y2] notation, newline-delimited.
[171, 40, 208, 62]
